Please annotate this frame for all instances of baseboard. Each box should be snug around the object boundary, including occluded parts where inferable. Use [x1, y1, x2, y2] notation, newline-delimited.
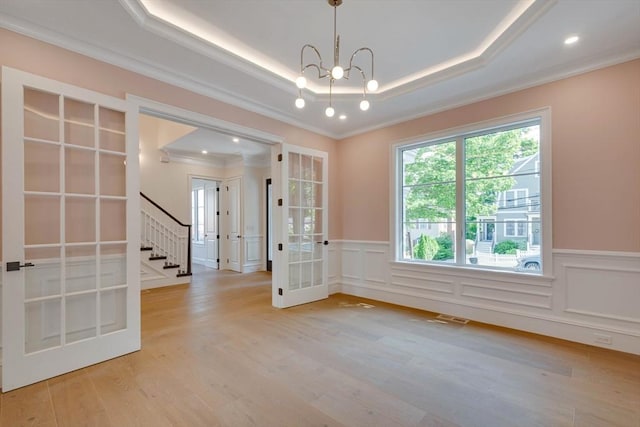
[243, 263, 264, 273]
[141, 275, 191, 290]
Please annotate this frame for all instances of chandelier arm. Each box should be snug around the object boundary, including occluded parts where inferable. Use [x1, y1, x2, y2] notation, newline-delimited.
[347, 47, 375, 80]
[302, 63, 330, 79]
[300, 44, 327, 72]
[350, 64, 368, 95]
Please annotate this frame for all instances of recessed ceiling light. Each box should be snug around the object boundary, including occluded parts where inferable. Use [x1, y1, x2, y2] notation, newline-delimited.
[201, 150, 208, 154]
[564, 35, 579, 45]
[339, 114, 347, 120]
[232, 137, 240, 143]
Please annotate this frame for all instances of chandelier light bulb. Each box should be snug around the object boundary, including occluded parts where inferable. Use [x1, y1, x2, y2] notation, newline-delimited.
[331, 66, 344, 80]
[325, 106, 335, 117]
[295, 76, 307, 89]
[296, 1, 376, 117]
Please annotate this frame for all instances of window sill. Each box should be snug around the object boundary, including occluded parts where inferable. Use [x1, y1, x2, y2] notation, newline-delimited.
[389, 260, 554, 286]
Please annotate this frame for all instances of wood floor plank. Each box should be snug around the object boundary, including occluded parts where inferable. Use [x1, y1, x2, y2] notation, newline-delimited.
[48, 369, 112, 427]
[0, 381, 57, 427]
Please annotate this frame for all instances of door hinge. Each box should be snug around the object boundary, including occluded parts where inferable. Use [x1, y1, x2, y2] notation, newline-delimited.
[277, 154, 283, 162]
[278, 243, 283, 251]
[216, 211, 220, 216]
[216, 187, 220, 192]
[216, 258, 220, 263]
[216, 234, 220, 239]
[277, 198, 283, 206]
[278, 288, 283, 296]
[226, 186, 229, 191]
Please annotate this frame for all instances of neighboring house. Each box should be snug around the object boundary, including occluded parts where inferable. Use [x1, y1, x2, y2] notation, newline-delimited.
[495, 153, 541, 250]
[476, 153, 540, 253]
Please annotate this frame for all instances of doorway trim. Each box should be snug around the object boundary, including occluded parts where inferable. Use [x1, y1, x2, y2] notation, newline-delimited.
[127, 95, 283, 277]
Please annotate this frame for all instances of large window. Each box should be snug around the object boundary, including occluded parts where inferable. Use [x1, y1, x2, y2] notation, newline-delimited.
[191, 187, 205, 242]
[397, 112, 549, 274]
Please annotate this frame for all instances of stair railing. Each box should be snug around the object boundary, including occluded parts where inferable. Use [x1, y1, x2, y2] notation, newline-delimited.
[140, 192, 192, 277]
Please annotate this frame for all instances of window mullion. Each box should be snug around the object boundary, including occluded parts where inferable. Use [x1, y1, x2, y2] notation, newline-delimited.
[455, 136, 466, 265]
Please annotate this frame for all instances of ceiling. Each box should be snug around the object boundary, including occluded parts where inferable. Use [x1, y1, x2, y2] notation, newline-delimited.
[140, 113, 272, 167]
[1, 0, 639, 139]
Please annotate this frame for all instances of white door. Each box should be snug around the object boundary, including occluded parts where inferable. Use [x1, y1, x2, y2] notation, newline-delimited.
[1, 67, 140, 391]
[272, 144, 328, 308]
[223, 177, 242, 272]
[204, 182, 218, 269]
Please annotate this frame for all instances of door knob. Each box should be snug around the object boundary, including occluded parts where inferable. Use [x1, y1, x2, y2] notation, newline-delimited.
[6, 261, 35, 271]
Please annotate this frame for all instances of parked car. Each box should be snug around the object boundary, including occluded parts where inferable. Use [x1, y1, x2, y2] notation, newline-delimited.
[516, 254, 541, 271]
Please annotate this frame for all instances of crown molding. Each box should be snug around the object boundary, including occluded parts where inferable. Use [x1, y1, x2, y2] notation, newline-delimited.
[0, 13, 339, 139]
[335, 49, 640, 140]
[118, 0, 298, 95]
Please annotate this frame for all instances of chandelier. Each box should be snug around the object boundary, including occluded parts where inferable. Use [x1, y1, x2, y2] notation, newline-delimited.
[294, 0, 378, 117]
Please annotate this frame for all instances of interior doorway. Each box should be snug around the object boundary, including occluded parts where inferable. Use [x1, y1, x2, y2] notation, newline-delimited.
[191, 178, 219, 269]
[134, 96, 279, 282]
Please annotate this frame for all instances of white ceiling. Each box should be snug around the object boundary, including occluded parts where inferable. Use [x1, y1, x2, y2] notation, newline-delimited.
[1, 0, 639, 139]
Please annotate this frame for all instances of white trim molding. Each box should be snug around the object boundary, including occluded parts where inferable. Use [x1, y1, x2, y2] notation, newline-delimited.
[330, 241, 640, 355]
[243, 234, 264, 273]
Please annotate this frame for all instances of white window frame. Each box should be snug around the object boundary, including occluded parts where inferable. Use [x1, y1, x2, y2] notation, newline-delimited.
[191, 186, 205, 244]
[504, 220, 527, 237]
[391, 108, 552, 277]
[503, 188, 528, 209]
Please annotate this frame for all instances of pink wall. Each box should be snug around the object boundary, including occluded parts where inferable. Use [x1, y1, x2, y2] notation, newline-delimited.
[0, 29, 341, 239]
[2, 29, 639, 251]
[337, 59, 640, 252]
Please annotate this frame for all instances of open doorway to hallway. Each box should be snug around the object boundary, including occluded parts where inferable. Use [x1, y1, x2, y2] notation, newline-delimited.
[191, 178, 219, 270]
[137, 109, 275, 288]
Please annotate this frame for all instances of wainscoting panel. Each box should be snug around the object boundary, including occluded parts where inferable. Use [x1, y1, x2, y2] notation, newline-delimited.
[460, 281, 552, 309]
[243, 235, 263, 273]
[341, 247, 362, 280]
[391, 272, 454, 295]
[332, 241, 640, 355]
[363, 249, 388, 284]
[328, 245, 340, 294]
[564, 264, 640, 323]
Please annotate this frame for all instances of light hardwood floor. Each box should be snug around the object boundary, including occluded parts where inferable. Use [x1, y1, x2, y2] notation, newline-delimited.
[2, 265, 639, 427]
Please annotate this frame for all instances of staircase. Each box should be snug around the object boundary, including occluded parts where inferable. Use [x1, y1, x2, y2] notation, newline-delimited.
[475, 240, 493, 254]
[140, 192, 192, 289]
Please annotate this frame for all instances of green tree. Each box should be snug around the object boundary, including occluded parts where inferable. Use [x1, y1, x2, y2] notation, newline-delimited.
[404, 128, 538, 223]
[414, 234, 439, 260]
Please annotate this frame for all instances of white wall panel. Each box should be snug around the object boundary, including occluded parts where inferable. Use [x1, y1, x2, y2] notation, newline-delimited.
[564, 264, 640, 323]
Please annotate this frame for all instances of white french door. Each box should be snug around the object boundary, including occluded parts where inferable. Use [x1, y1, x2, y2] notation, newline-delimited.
[223, 177, 242, 272]
[272, 144, 328, 308]
[204, 182, 218, 269]
[1, 67, 140, 391]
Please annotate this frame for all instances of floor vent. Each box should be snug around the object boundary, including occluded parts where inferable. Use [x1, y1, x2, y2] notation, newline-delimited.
[436, 314, 470, 324]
